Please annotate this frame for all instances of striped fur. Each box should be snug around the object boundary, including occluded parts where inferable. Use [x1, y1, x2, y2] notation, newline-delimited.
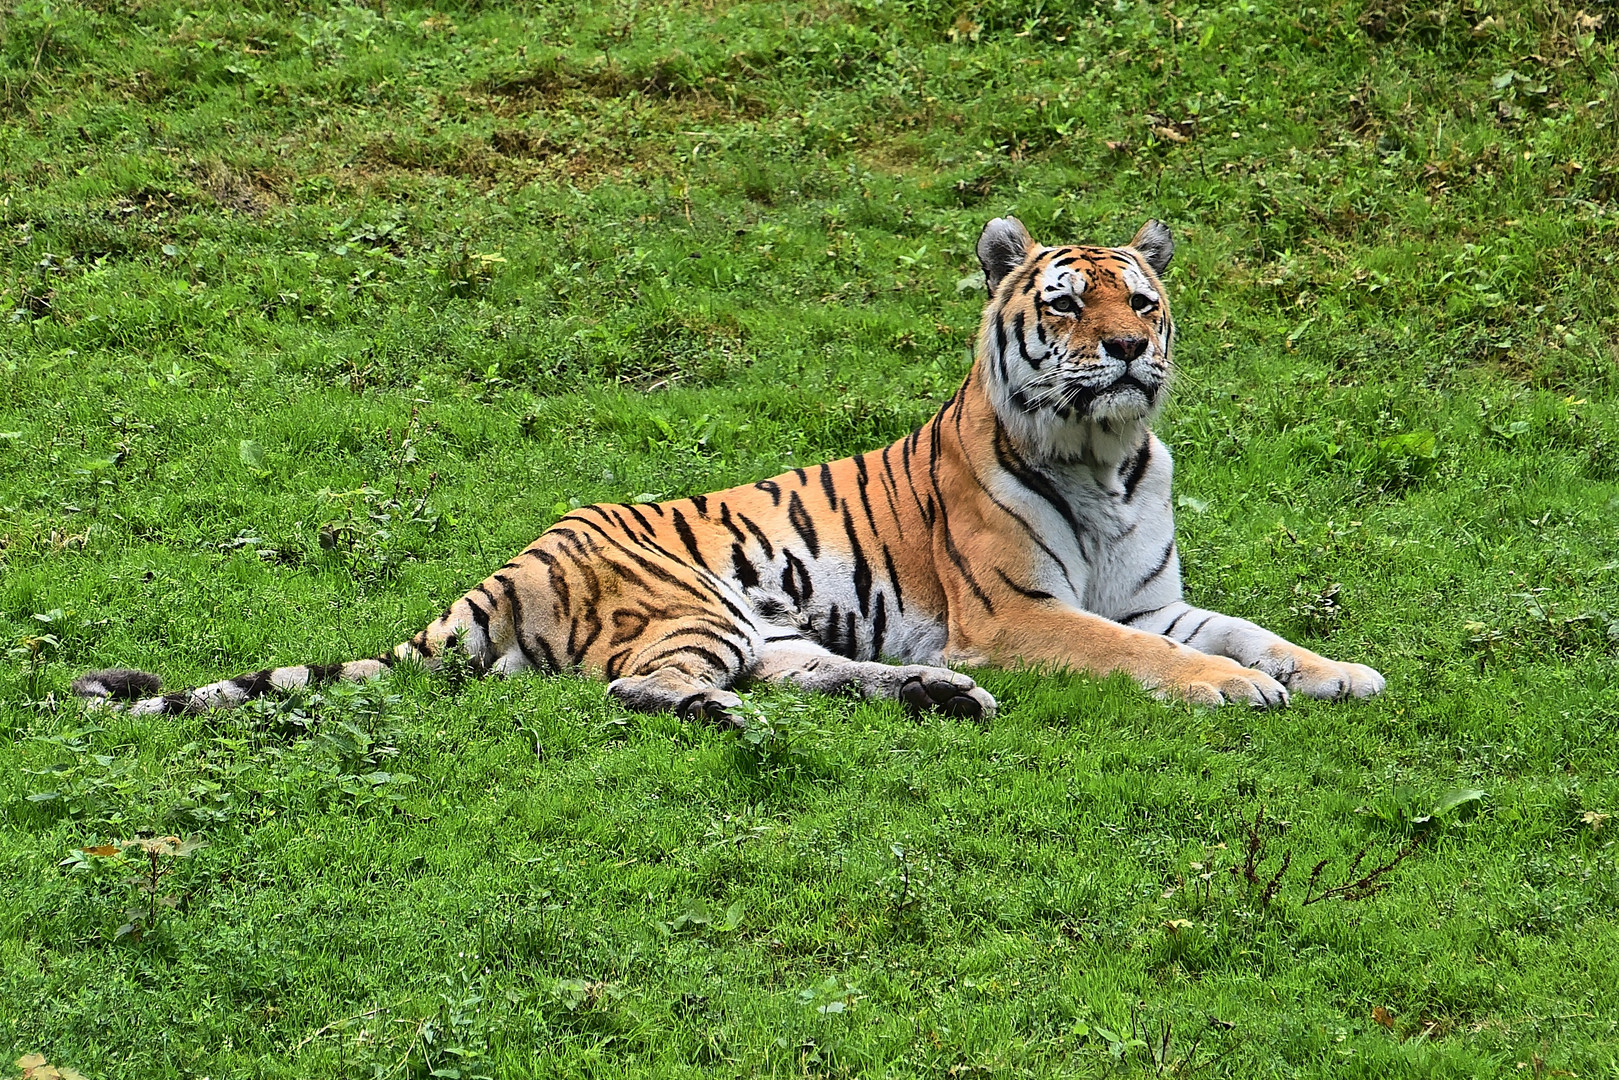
[73, 218, 1383, 722]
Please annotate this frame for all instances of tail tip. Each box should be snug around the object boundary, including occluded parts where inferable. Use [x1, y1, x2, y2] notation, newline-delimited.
[72, 669, 162, 701]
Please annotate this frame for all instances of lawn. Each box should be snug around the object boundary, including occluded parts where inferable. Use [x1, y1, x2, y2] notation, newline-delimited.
[1, 0, 1617, 1075]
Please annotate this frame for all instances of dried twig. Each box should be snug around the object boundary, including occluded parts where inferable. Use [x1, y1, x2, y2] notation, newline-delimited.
[293, 999, 413, 1053]
[1259, 849, 1292, 909]
[8, 22, 53, 110]
[1303, 840, 1422, 905]
[1231, 806, 1291, 909]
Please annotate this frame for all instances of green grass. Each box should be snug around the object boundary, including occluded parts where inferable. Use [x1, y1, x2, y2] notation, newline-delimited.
[2, 0, 1618, 1075]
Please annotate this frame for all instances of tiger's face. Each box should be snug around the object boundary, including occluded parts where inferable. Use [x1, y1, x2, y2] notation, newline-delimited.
[975, 217, 1176, 445]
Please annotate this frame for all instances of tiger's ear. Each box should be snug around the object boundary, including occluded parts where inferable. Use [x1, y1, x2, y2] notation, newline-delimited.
[1130, 219, 1174, 275]
[977, 216, 1035, 298]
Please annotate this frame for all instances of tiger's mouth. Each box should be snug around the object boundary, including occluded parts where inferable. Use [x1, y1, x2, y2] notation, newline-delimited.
[1011, 368, 1165, 422]
[1061, 372, 1163, 422]
[1101, 374, 1156, 398]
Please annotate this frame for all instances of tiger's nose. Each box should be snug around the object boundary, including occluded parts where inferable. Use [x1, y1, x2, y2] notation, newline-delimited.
[1103, 336, 1147, 361]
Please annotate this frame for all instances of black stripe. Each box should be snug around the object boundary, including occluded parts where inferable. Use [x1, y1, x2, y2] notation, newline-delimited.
[786, 490, 820, 559]
[408, 630, 434, 659]
[992, 421, 1088, 551]
[1013, 309, 1041, 370]
[536, 549, 572, 617]
[821, 605, 841, 655]
[1133, 540, 1176, 593]
[622, 503, 656, 535]
[819, 463, 838, 509]
[880, 545, 904, 613]
[603, 506, 637, 538]
[609, 608, 651, 646]
[717, 502, 745, 542]
[1018, 262, 1041, 294]
[464, 595, 493, 636]
[925, 406, 994, 614]
[231, 668, 275, 697]
[938, 521, 994, 613]
[951, 382, 1077, 595]
[690, 494, 709, 516]
[736, 512, 775, 560]
[1162, 608, 1190, 636]
[636, 644, 732, 677]
[494, 573, 548, 672]
[842, 505, 872, 617]
[648, 624, 749, 667]
[853, 453, 879, 536]
[994, 567, 1055, 601]
[899, 429, 933, 527]
[781, 550, 812, 606]
[793, 467, 808, 486]
[994, 313, 1010, 385]
[731, 544, 759, 589]
[1118, 607, 1160, 627]
[878, 444, 905, 535]
[871, 592, 888, 658]
[308, 662, 346, 684]
[534, 634, 563, 674]
[1121, 438, 1152, 501]
[565, 606, 603, 666]
[576, 513, 755, 625]
[669, 507, 711, 571]
[1176, 616, 1215, 644]
[755, 480, 782, 505]
[568, 517, 714, 605]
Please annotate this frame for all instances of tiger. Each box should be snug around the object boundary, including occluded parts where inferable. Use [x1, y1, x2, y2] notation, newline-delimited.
[73, 216, 1384, 722]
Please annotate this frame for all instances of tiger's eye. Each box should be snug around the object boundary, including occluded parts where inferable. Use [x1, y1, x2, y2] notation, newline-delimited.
[1129, 293, 1156, 313]
[1049, 295, 1079, 314]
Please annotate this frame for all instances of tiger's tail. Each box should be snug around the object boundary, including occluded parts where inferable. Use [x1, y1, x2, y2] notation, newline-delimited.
[68, 601, 490, 715]
[70, 655, 402, 716]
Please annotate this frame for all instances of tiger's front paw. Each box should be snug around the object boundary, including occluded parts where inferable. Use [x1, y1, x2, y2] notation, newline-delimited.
[1166, 654, 1290, 709]
[1290, 659, 1385, 700]
[1253, 647, 1385, 701]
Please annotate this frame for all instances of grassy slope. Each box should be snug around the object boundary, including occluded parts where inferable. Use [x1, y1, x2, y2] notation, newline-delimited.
[1, 0, 1617, 1075]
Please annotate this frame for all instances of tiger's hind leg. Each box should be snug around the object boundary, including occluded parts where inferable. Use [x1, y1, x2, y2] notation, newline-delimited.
[752, 638, 997, 719]
[608, 668, 744, 725]
[602, 608, 762, 725]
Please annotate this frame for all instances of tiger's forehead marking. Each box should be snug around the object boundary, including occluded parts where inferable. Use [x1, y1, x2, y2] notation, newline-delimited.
[1029, 248, 1107, 296]
[1007, 246, 1161, 304]
[1020, 248, 1111, 297]
[1039, 261, 1087, 297]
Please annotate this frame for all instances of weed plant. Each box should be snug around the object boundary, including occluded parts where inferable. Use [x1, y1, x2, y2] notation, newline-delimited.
[2, 0, 1618, 1075]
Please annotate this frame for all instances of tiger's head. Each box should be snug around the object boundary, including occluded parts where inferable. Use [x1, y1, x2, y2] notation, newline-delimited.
[973, 216, 1176, 463]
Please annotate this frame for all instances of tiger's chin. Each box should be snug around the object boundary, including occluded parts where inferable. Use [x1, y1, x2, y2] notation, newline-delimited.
[992, 374, 1168, 465]
[1008, 402, 1159, 467]
[1084, 385, 1157, 424]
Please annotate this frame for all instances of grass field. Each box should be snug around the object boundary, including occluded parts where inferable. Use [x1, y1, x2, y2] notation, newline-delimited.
[2, 0, 1618, 1075]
